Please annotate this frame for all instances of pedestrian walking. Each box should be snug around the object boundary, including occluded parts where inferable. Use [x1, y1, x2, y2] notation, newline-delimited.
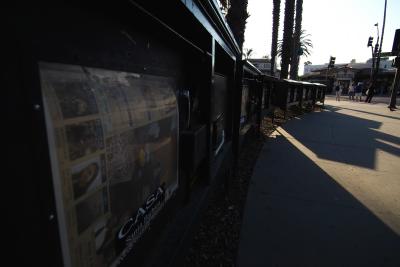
[340, 84, 344, 100]
[365, 83, 375, 103]
[348, 82, 355, 101]
[335, 83, 341, 101]
[355, 82, 362, 102]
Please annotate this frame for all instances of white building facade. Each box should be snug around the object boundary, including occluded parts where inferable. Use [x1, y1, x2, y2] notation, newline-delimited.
[303, 58, 394, 75]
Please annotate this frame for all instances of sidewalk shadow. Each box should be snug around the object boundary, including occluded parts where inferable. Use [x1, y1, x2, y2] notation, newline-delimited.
[281, 105, 400, 170]
[237, 130, 400, 266]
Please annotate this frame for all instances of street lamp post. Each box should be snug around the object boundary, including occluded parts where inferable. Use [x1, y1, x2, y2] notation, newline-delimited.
[372, 0, 387, 90]
[372, 23, 380, 78]
[368, 36, 374, 80]
[375, 23, 380, 45]
[372, 23, 380, 79]
[326, 56, 335, 90]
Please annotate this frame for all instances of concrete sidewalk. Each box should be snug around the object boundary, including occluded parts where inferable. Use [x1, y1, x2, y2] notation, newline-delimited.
[237, 100, 400, 266]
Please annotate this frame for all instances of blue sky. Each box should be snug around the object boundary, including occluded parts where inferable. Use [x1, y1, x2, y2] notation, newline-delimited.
[243, 0, 400, 73]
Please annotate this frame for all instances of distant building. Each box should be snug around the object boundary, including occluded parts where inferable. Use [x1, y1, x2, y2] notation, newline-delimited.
[248, 58, 278, 76]
[304, 63, 331, 74]
[303, 58, 394, 75]
[301, 58, 396, 94]
[365, 58, 394, 70]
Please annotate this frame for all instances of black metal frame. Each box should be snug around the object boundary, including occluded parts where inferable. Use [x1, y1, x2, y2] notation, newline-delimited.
[313, 83, 327, 106]
[233, 61, 263, 153]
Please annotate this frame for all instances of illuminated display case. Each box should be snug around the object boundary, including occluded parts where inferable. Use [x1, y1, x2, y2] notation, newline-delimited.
[40, 63, 179, 266]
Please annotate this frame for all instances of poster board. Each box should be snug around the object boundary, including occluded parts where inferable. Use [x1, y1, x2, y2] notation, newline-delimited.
[240, 83, 249, 127]
[40, 62, 179, 267]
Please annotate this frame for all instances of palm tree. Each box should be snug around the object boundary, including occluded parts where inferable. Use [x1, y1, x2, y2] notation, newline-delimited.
[244, 48, 253, 59]
[277, 30, 313, 64]
[290, 0, 303, 80]
[226, 0, 250, 51]
[270, 0, 280, 76]
[280, 0, 295, 79]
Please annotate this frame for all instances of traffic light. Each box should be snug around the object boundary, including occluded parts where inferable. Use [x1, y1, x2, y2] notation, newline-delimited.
[374, 43, 379, 55]
[328, 56, 336, 68]
[367, 36, 374, 47]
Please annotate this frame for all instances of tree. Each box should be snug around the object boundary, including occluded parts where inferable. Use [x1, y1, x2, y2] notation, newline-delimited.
[280, 0, 296, 79]
[290, 0, 303, 80]
[270, 0, 281, 76]
[243, 48, 253, 59]
[226, 0, 250, 51]
[277, 30, 314, 57]
[277, 30, 313, 64]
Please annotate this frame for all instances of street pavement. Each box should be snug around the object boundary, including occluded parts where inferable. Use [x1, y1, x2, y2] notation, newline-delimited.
[237, 99, 400, 266]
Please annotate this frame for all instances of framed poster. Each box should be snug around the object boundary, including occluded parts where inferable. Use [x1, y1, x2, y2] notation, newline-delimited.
[40, 62, 179, 267]
[240, 83, 249, 127]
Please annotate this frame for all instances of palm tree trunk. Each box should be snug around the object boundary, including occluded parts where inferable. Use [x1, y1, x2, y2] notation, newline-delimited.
[280, 0, 295, 79]
[270, 0, 281, 76]
[290, 0, 303, 80]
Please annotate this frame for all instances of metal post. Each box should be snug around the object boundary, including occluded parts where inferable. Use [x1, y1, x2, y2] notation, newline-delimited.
[388, 57, 399, 109]
[370, 46, 375, 80]
[325, 65, 329, 83]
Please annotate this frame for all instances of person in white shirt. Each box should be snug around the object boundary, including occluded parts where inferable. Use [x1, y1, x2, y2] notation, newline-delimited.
[355, 82, 363, 102]
[348, 82, 355, 101]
